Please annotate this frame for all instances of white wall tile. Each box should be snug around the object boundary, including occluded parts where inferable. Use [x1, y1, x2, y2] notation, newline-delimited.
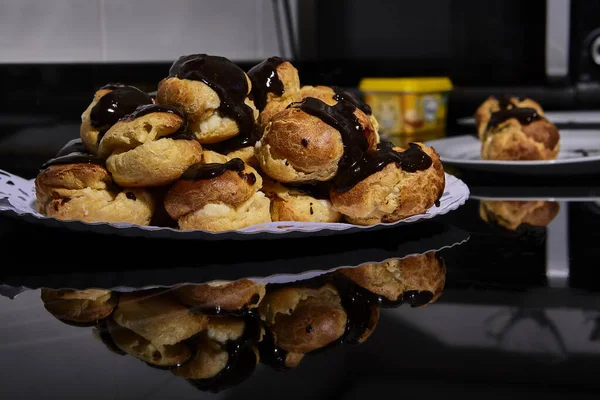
[0, 0, 294, 63]
[0, 0, 102, 63]
[103, 0, 282, 62]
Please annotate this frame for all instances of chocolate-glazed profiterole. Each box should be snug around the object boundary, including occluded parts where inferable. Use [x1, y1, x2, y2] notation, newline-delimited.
[480, 106, 560, 161]
[300, 85, 379, 132]
[256, 97, 378, 183]
[157, 54, 259, 145]
[474, 95, 544, 138]
[248, 57, 302, 130]
[330, 142, 444, 225]
[81, 84, 153, 154]
[164, 156, 270, 231]
[98, 103, 202, 187]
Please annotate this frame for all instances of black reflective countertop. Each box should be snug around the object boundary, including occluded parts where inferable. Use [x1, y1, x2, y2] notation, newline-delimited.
[1, 182, 600, 399]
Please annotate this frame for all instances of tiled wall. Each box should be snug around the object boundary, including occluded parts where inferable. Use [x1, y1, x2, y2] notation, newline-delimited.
[0, 0, 295, 63]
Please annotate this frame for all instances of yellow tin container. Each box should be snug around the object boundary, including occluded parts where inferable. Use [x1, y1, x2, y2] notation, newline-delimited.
[359, 77, 453, 137]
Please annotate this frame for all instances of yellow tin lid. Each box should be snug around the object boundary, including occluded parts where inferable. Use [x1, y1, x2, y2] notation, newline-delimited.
[359, 77, 453, 93]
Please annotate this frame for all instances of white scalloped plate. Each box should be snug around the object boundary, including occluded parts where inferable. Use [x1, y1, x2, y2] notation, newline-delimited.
[0, 169, 469, 240]
[426, 132, 600, 175]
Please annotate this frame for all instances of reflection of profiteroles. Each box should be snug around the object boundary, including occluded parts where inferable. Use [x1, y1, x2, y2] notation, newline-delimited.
[39, 252, 446, 391]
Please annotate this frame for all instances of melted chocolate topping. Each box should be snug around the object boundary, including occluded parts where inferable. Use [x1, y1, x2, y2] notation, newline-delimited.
[181, 158, 245, 181]
[55, 138, 86, 157]
[41, 152, 105, 170]
[121, 103, 185, 121]
[188, 314, 260, 392]
[332, 86, 372, 115]
[497, 95, 521, 110]
[168, 54, 256, 139]
[204, 126, 261, 154]
[487, 107, 541, 130]
[290, 96, 431, 193]
[257, 327, 289, 370]
[284, 181, 332, 200]
[90, 85, 153, 139]
[248, 56, 285, 111]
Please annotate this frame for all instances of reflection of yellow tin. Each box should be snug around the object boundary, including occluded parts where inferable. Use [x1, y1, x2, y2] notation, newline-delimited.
[359, 77, 453, 137]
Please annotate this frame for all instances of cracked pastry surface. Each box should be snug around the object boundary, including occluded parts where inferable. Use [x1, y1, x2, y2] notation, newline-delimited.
[98, 104, 203, 187]
[35, 159, 155, 225]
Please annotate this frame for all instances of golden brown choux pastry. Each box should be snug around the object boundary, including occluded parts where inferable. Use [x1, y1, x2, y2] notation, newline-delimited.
[80, 83, 153, 155]
[164, 158, 271, 231]
[106, 318, 192, 367]
[174, 280, 266, 314]
[247, 57, 302, 129]
[330, 143, 445, 225]
[172, 315, 260, 390]
[112, 291, 208, 347]
[338, 251, 446, 307]
[41, 289, 116, 324]
[156, 54, 258, 145]
[479, 200, 560, 231]
[262, 178, 341, 223]
[480, 108, 560, 161]
[255, 97, 378, 183]
[474, 95, 545, 138]
[98, 104, 203, 187]
[259, 284, 347, 354]
[35, 148, 155, 225]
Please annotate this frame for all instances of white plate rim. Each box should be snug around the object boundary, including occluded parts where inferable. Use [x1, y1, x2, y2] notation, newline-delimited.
[425, 134, 600, 166]
[0, 172, 470, 239]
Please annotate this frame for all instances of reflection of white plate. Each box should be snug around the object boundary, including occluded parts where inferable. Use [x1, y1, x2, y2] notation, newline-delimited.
[0, 169, 469, 240]
[458, 111, 600, 126]
[425, 132, 600, 175]
[470, 186, 600, 202]
[0, 225, 470, 293]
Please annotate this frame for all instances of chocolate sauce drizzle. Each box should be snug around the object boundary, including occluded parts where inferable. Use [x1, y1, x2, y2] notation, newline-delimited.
[284, 181, 332, 200]
[487, 107, 541, 130]
[248, 56, 285, 111]
[332, 86, 372, 115]
[41, 152, 105, 170]
[90, 85, 153, 139]
[289, 97, 432, 193]
[497, 95, 521, 110]
[55, 138, 86, 157]
[181, 158, 245, 181]
[168, 54, 256, 141]
[204, 127, 261, 154]
[120, 104, 194, 140]
[257, 327, 289, 370]
[188, 313, 260, 393]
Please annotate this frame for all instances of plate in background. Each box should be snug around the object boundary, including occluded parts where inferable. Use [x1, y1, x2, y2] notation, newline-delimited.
[457, 111, 600, 127]
[425, 131, 600, 175]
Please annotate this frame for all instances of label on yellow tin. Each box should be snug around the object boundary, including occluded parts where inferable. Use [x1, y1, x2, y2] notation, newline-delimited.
[364, 92, 447, 135]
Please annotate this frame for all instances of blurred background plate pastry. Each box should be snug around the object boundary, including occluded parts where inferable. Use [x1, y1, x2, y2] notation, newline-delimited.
[425, 131, 600, 176]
